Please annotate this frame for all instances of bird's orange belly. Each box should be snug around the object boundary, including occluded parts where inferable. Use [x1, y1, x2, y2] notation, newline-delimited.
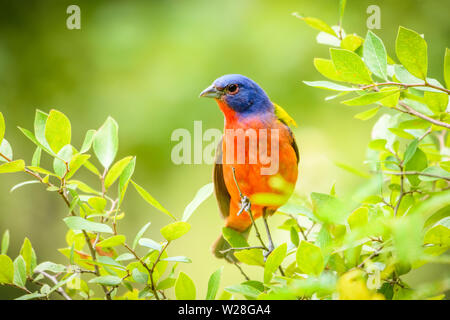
[221, 127, 298, 232]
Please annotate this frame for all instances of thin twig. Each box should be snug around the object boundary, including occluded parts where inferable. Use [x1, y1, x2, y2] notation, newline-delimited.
[37, 271, 72, 300]
[149, 241, 170, 300]
[219, 246, 265, 254]
[383, 170, 450, 181]
[396, 102, 450, 129]
[233, 262, 250, 281]
[393, 164, 405, 217]
[360, 81, 450, 95]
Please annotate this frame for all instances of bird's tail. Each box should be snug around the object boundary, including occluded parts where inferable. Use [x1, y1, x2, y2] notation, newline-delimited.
[211, 228, 250, 263]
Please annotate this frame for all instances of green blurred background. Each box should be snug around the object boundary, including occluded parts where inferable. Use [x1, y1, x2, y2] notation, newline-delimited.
[0, 0, 449, 299]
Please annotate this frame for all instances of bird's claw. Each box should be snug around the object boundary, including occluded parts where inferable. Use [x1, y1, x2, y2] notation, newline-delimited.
[237, 196, 251, 216]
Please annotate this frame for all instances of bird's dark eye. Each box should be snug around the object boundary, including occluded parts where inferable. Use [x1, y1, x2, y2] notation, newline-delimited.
[227, 84, 239, 94]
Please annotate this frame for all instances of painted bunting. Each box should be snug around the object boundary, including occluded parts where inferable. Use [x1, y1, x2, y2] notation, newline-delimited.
[200, 74, 299, 261]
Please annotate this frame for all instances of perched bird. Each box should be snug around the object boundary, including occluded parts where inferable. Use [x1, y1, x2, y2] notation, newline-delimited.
[200, 74, 299, 262]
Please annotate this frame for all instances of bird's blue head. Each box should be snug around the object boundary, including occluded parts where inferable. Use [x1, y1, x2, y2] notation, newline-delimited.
[200, 74, 273, 115]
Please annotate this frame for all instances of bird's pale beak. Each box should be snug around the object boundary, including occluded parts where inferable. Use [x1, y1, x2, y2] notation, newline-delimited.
[199, 85, 222, 99]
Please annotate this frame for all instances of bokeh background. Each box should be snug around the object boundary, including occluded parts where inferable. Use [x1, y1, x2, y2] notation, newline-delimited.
[0, 0, 449, 299]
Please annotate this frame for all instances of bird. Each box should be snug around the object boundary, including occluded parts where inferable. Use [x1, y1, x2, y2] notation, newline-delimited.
[200, 74, 299, 262]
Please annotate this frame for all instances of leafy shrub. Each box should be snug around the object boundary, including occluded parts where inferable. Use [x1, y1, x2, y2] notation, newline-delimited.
[0, 2, 449, 300]
[0, 109, 214, 300]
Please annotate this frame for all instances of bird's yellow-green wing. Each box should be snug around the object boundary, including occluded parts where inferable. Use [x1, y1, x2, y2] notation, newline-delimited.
[273, 102, 297, 128]
[273, 102, 299, 164]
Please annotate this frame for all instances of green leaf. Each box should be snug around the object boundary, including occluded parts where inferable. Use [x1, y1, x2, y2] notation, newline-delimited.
[389, 128, 415, 140]
[444, 48, 450, 89]
[342, 89, 399, 106]
[93, 117, 119, 169]
[0, 139, 13, 163]
[138, 238, 163, 251]
[34, 110, 49, 148]
[53, 144, 73, 178]
[224, 284, 261, 299]
[0, 160, 25, 174]
[396, 26, 428, 80]
[222, 227, 249, 248]
[88, 197, 107, 212]
[424, 218, 450, 247]
[424, 91, 448, 114]
[363, 31, 388, 80]
[15, 292, 46, 300]
[31, 147, 41, 167]
[404, 147, 428, 186]
[311, 192, 347, 224]
[294, 14, 337, 37]
[13, 256, 27, 288]
[34, 261, 66, 273]
[104, 156, 133, 190]
[63, 216, 113, 234]
[341, 34, 363, 52]
[290, 226, 300, 247]
[115, 253, 134, 262]
[313, 58, 342, 82]
[404, 139, 419, 165]
[65, 154, 91, 180]
[393, 214, 423, 265]
[89, 275, 122, 286]
[1, 230, 9, 255]
[162, 256, 191, 263]
[0, 112, 4, 145]
[368, 139, 387, 151]
[278, 202, 318, 222]
[182, 183, 213, 222]
[118, 157, 136, 204]
[157, 277, 176, 290]
[67, 180, 101, 195]
[20, 238, 36, 277]
[80, 129, 96, 153]
[0, 254, 14, 284]
[131, 180, 175, 220]
[132, 268, 148, 284]
[296, 240, 324, 276]
[234, 249, 264, 266]
[132, 222, 151, 250]
[347, 207, 368, 230]
[264, 243, 287, 283]
[330, 48, 373, 84]
[44, 110, 71, 153]
[206, 267, 223, 300]
[97, 235, 126, 247]
[175, 272, 196, 300]
[160, 221, 190, 241]
[303, 80, 358, 91]
[354, 106, 381, 121]
[419, 166, 450, 182]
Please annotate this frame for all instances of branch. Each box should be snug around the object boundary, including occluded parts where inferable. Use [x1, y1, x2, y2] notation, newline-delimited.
[393, 164, 405, 217]
[360, 81, 450, 95]
[36, 271, 72, 300]
[149, 241, 170, 300]
[395, 102, 450, 129]
[219, 246, 265, 254]
[384, 170, 450, 181]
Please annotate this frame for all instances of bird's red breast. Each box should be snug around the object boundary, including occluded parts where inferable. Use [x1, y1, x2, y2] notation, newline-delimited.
[216, 99, 298, 232]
